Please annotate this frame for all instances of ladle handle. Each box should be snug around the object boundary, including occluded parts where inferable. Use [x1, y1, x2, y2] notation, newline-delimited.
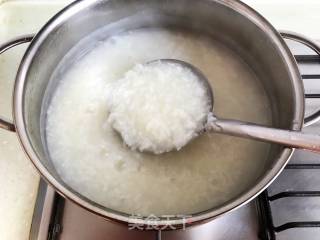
[207, 118, 320, 152]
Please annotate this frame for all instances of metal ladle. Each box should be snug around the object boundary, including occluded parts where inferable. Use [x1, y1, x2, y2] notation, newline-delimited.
[151, 59, 320, 153]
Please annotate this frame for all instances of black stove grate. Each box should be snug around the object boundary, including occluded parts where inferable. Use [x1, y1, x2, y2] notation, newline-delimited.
[257, 36, 320, 240]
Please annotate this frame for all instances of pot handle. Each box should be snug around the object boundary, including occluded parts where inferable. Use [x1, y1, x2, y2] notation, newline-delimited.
[280, 30, 320, 127]
[0, 35, 34, 132]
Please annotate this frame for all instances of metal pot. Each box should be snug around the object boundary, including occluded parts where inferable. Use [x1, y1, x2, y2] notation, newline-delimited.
[1, 0, 320, 229]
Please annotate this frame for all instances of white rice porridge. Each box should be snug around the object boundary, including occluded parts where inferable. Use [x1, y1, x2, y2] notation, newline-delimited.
[45, 29, 271, 215]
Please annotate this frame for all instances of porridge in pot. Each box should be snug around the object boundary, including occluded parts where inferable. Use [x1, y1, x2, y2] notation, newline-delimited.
[45, 29, 271, 216]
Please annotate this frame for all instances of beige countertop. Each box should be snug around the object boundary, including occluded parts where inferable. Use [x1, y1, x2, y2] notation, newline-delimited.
[0, 1, 319, 240]
[0, 2, 70, 240]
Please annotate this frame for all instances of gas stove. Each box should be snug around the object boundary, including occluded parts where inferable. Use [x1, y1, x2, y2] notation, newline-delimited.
[28, 33, 320, 240]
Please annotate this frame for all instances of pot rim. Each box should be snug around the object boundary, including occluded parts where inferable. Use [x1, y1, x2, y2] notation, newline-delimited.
[12, 0, 304, 227]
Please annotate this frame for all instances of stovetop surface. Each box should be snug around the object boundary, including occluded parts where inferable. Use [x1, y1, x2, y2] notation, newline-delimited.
[29, 35, 320, 240]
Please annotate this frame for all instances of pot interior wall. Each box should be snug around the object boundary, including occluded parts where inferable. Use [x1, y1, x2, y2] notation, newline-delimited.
[21, 0, 299, 217]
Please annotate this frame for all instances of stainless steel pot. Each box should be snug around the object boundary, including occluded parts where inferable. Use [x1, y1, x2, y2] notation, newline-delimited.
[1, 0, 320, 229]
